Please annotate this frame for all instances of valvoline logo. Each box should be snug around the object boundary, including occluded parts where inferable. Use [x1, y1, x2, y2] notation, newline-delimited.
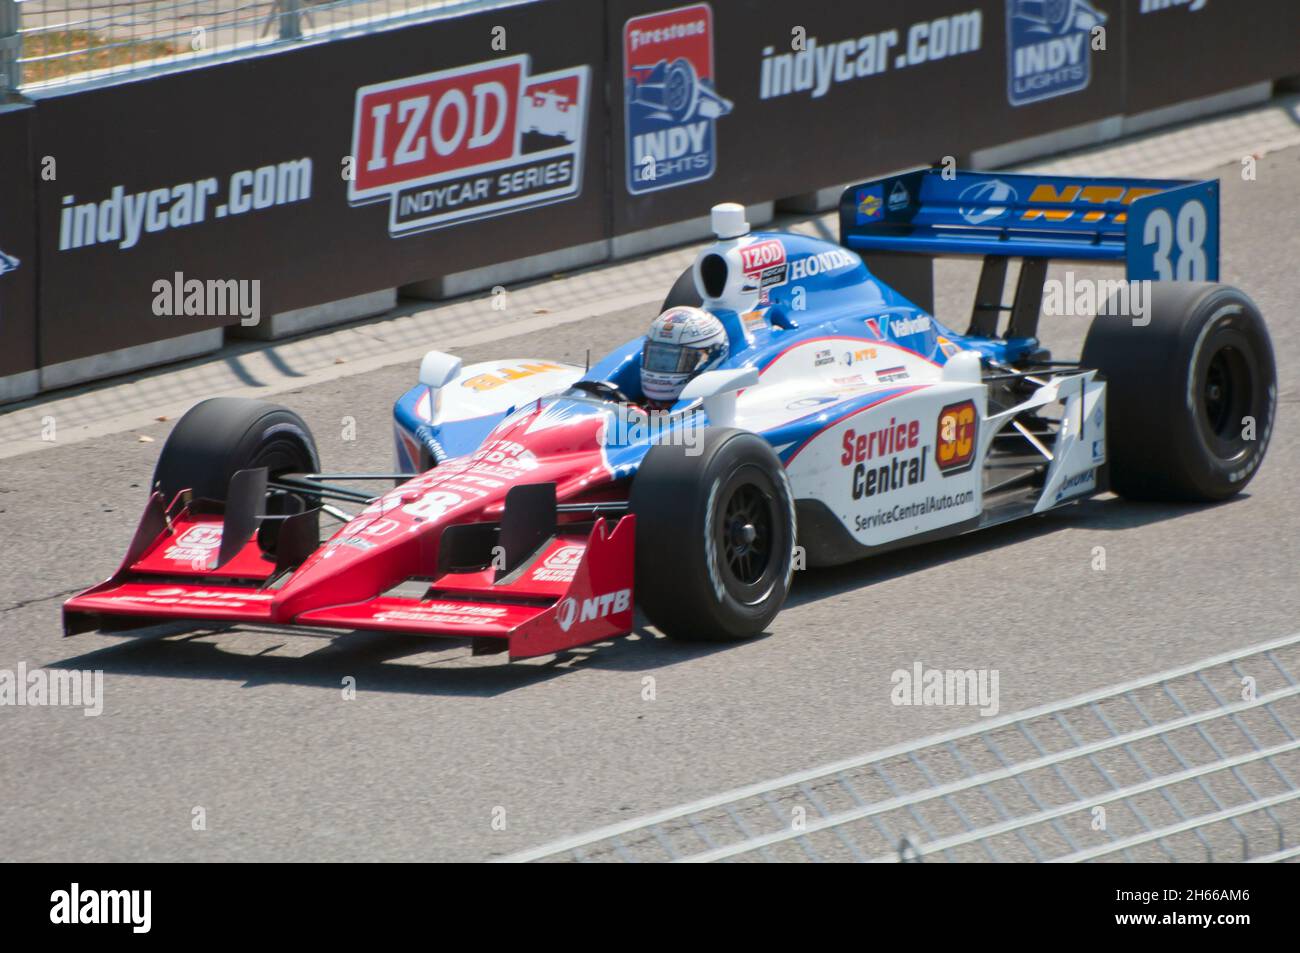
[624, 3, 733, 194]
[1006, 0, 1108, 106]
[349, 54, 589, 236]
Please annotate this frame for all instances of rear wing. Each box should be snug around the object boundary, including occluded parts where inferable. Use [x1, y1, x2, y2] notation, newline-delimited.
[839, 168, 1220, 338]
[841, 168, 1219, 280]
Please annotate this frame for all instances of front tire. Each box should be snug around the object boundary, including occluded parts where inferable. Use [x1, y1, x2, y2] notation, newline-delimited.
[153, 397, 320, 503]
[629, 429, 796, 641]
[1081, 282, 1275, 501]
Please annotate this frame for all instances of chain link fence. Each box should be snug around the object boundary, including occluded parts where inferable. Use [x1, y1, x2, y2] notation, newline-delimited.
[506, 632, 1300, 863]
[0, 0, 503, 91]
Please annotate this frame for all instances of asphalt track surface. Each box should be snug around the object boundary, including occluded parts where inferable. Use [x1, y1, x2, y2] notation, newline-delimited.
[1, 144, 1298, 862]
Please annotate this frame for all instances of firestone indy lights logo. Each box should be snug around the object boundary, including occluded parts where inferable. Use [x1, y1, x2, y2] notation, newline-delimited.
[625, 3, 733, 194]
[349, 53, 590, 236]
[1006, 0, 1107, 106]
[0, 244, 17, 327]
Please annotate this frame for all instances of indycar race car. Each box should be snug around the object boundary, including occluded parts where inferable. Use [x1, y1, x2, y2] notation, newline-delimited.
[65, 168, 1276, 658]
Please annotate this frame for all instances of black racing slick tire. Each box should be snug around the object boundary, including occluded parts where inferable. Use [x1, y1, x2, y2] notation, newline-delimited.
[661, 265, 703, 312]
[1081, 282, 1275, 502]
[629, 428, 796, 641]
[152, 397, 320, 503]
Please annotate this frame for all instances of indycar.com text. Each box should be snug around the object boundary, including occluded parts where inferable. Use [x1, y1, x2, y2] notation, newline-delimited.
[853, 491, 975, 532]
[760, 9, 981, 100]
[58, 157, 313, 251]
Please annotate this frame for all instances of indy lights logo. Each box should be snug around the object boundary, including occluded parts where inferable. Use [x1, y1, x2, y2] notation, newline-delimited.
[1006, 0, 1107, 106]
[624, 2, 732, 194]
[349, 54, 590, 236]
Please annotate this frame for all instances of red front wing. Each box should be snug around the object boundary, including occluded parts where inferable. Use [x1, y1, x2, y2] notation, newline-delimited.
[64, 492, 636, 661]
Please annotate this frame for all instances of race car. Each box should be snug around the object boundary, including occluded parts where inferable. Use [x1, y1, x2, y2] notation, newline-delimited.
[64, 168, 1276, 659]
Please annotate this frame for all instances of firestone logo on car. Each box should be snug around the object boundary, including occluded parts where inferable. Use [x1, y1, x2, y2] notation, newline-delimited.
[348, 54, 590, 236]
[624, 3, 732, 194]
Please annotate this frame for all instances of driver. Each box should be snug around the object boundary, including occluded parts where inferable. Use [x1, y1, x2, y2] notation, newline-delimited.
[640, 306, 729, 407]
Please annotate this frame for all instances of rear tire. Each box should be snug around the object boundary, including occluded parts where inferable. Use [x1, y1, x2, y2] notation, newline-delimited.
[153, 398, 320, 503]
[661, 266, 703, 312]
[629, 428, 795, 641]
[1081, 283, 1275, 501]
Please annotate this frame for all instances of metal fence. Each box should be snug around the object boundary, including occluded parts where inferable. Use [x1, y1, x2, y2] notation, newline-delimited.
[505, 632, 1300, 862]
[0, 0, 503, 91]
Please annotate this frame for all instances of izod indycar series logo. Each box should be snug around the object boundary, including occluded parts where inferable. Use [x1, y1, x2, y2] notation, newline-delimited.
[624, 3, 732, 194]
[349, 54, 590, 236]
[739, 238, 787, 302]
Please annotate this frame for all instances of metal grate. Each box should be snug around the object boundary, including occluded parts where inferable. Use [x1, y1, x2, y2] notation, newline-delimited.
[5, 0, 509, 90]
[505, 632, 1300, 862]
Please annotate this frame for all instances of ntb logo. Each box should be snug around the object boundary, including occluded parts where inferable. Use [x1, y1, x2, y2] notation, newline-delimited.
[349, 54, 589, 236]
[556, 589, 632, 632]
[1006, 0, 1107, 106]
[624, 3, 732, 194]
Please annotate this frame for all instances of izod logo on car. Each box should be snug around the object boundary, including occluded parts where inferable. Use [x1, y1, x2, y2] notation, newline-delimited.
[739, 238, 788, 302]
[349, 54, 590, 236]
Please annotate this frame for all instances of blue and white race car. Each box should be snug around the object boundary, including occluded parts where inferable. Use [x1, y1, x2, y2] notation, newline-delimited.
[67, 169, 1276, 655]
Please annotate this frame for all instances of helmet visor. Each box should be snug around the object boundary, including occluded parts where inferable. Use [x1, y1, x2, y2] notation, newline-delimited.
[642, 341, 711, 375]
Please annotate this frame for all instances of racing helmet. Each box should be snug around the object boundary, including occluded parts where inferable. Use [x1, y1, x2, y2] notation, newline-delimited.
[640, 306, 729, 404]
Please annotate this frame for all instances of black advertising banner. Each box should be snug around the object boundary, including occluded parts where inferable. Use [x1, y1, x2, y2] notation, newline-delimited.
[34, 0, 608, 365]
[21, 0, 1300, 371]
[1123, 0, 1300, 114]
[607, 0, 1127, 236]
[0, 105, 38, 381]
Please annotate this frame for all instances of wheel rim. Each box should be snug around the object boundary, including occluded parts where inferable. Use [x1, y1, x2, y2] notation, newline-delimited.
[666, 69, 690, 112]
[250, 437, 317, 552]
[1199, 342, 1254, 460]
[713, 466, 783, 606]
[250, 437, 316, 509]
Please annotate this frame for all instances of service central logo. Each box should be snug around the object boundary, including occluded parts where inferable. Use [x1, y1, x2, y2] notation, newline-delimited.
[624, 3, 732, 194]
[1006, 0, 1107, 106]
[349, 54, 589, 236]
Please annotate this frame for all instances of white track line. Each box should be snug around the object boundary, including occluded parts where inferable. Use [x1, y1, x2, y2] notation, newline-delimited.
[500, 630, 1300, 862]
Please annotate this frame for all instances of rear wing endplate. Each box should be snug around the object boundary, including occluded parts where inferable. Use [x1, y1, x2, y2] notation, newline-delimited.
[840, 168, 1220, 282]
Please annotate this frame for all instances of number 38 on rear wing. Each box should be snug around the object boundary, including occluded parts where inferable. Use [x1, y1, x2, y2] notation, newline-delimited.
[838, 168, 1219, 340]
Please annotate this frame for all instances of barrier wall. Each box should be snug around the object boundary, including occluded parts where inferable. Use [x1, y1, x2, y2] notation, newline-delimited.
[609, 0, 1128, 235]
[1123, 0, 1300, 114]
[33, 0, 607, 367]
[0, 104, 37, 399]
[2, 0, 1298, 395]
